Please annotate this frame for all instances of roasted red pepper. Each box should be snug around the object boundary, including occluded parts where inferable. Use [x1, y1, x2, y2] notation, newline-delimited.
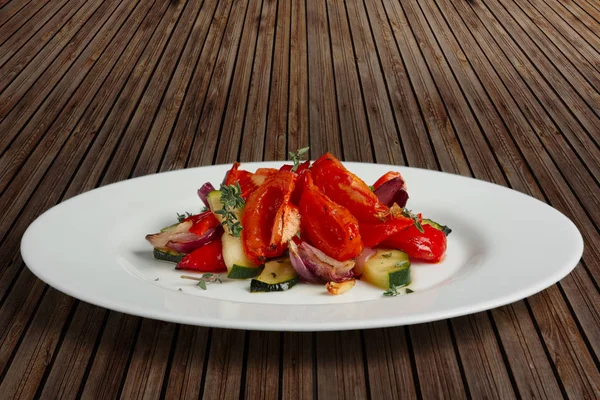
[279, 160, 310, 173]
[359, 216, 414, 248]
[298, 171, 363, 261]
[372, 171, 403, 191]
[184, 210, 221, 236]
[176, 238, 227, 272]
[224, 162, 259, 199]
[310, 153, 388, 222]
[242, 171, 300, 264]
[381, 224, 447, 263]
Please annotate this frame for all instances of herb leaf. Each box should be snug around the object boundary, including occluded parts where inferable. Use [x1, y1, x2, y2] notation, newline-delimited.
[181, 274, 223, 290]
[219, 182, 245, 237]
[197, 280, 207, 290]
[401, 208, 425, 233]
[289, 147, 310, 172]
[382, 252, 392, 258]
[177, 212, 193, 223]
[383, 284, 413, 297]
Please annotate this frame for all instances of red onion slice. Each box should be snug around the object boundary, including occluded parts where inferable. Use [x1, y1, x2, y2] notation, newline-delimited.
[374, 177, 409, 208]
[354, 247, 376, 277]
[289, 241, 320, 283]
[293, 241, 355, 283]
[166, 225, 223, 254]
[146, 220, 193, 248]
[197, 182, 216, 208]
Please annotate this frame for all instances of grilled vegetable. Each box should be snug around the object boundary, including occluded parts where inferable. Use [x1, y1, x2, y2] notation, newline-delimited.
[361, 249, 411, 290]
[153, 248, 185, 263]
[422, 219, 452, 236]
[250, 258, 299, 292]
[221, 233, 262, 279]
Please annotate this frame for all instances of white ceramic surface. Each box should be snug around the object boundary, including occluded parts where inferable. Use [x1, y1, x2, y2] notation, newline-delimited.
[21, 162, 583, 331]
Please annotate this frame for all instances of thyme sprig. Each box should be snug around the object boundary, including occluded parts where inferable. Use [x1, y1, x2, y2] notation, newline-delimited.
[289, 147, 310, 172]
[402, 208, 424, 233]
[215, 182, 245, 237]
[181, 273, 223, 290]
[383, 284, 414, 297]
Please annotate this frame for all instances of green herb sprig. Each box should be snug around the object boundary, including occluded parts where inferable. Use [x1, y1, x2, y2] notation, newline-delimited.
[177, 212, 193, 223]
[383, 285, 414, 297]
[402, 208, 424, 233]
[289, 147, 310, 172]
[181, 273, 223, 290]
[215, 182, 245, 237]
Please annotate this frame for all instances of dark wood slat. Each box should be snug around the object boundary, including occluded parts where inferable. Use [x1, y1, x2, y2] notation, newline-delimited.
[286, 0, 308, 155]
[0, 0, 70, 51]
[476, 0, 600, 148]
[186, 0, 252, 169]
[0, 0, 118, 150]
[363, 328, 417, 399]
[325, 0, 372, 162]
[39, 303, 106, 400]
[0, 0, 35, 30]
[163, 326, 209, 399]
[238, 0, 279, 163]
[264, 0, 291, 161]
[0, 288, 73, 400]
[201, 329, 246, 400]
[541, 0, 600, 49]
[213, 0, 266, 164]
[306, 0, 341, 156]
[281, 333, 313, 400]
[365, 0, 470, 175]
[119, 320, 176, 399]
[79, 313, 140, 399]
[243, 332, 280, 400]
[130, 0, 223, 177]
[517, 0, 600, 76]
[315, 331, 369, 399]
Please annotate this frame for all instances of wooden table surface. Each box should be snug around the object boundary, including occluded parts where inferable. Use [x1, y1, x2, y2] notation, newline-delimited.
[1, 0, 600, 398]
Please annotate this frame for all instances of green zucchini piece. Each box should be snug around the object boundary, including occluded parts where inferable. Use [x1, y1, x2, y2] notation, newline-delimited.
[422, 218, 452, 236]
[251, 258, 299, 292]
[228, 264, 263, 279]
[153, 247, 184, 263]
[206, 190, 243, 235]
[221, 233, 260, 271]
[361, 249, 411, 290]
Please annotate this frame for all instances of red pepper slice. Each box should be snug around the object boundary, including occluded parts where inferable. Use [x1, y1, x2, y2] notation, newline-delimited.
[224, 162, 260, 199]
[279, 160, 310, 173]
[184, 210, 221, 236]
[242, 171, 299, 264]
[381, 224, 447, 263]
[359, 216, 414, 248]
[372, 171, 403, 191]
[176, 238, 227, 272]
[310, 153, 388, 222]
[298, 171, 363, 261]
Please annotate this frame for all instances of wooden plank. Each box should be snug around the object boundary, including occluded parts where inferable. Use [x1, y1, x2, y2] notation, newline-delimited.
[325, 0, 371, 162]
[79, 313, 140, 399]
[363, 327, 417, 399]
[0, 0, 70, 52]
[239, 0, 279, 162]
[163, 326, 209, 399]
[119, 320, 177, 399]
[158, 0, 237, 172]
[0, 0, 118, 149]
[201, 329, 246, 400]
[39, 303, 107, 400]
[286, 0, 308, 155]
[264, 0, 291, 161]
[0, 288, 73, 400]
[517, 0, 600, 77]
[0, 0, 34, 30]
[130, 0, 223, 177]
[540, 0, 600, 50]
[186, 0, 252, 168]
[476, 0, 600, 152]
[364, 0, 470, 175]
[212, 0, 265, 164]
[305, 0, 341, 156]
[281, 332, 313, 400]
[243, 332, 280, 400]
[315, 331, 368, 399]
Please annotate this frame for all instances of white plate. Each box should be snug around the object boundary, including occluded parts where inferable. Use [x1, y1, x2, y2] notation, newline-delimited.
[21, 162, 583, 331]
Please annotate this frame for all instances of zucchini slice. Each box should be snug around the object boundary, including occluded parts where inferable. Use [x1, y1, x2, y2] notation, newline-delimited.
[221, 233, 262, 279]
[206, 190, 243, 235]
[153, 247, 184, 263]
[361, 249, 411, 290]
[422, 218, 452, 236]
[251, 258, 299, 292]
